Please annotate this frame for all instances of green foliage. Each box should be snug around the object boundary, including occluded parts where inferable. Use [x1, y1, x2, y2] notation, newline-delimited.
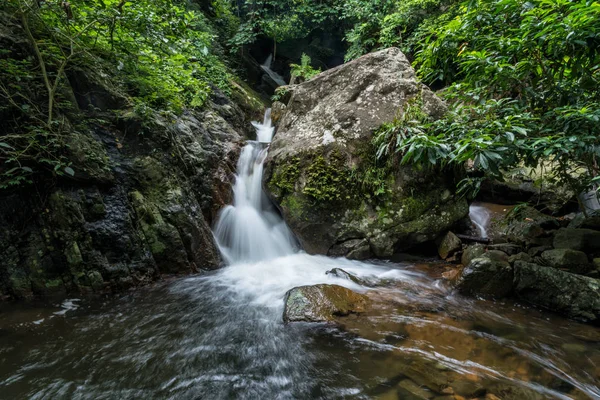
[0, 0, 234, 189]
[229, 0, 344, 51]
[304, 154, 351, 201]
[290, 54, 321, 81]
[373, 0, 600, 199]
[271, 86, 289, 102]
[343, 0, 457, 61]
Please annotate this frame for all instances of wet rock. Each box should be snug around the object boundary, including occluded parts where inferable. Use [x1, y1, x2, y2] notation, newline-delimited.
[527, 245, 552, 257]
[478, 169, 576, 215]
[283, 284, 369, 322]
[568, 211, 600, 230]
[328, 238, 372, 260]
[397, 379, 435, 399]
[325, 268, 362, 284]
[457, 257, 513, 298]
[485, 250, 510, 263]
[513, 261, 600, 322]
[541, 249, 592, 275]
[461, 244, 486, 266]
[508, 252, 532, 264]
[501, 206, 559, 246]
[270, 100, 286, 124]
[553, 228, 600, 253]
[264, 48, 468, 258]
[487, 243, 522, 256]
[438, 232, 462, 260]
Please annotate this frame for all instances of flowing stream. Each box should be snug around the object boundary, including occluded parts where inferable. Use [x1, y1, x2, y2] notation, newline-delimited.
[1, 113, 599, 399]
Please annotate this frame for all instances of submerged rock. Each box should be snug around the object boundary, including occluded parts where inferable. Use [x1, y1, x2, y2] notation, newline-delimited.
[513, 261, 600, 322]
[325, 268, 362, 284]
[265, 48, 468, 258]
[283, 284, 369, 322]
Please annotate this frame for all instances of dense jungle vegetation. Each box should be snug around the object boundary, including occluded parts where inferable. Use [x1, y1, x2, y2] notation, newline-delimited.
[1, 0, 599, 203]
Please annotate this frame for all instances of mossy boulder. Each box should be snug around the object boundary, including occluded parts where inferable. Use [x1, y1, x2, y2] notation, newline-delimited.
[513, 261, 600, 322]
[553, 228, 600, 254]
[283, 284, 370, 322]
[541, 249, 593, 275]
[461, 243, 486, 266]
[264, 48, 468, 258]
[457, 256, 514, 298]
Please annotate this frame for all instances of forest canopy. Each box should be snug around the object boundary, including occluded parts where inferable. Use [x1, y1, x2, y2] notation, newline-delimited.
[1, 0, 599, 203]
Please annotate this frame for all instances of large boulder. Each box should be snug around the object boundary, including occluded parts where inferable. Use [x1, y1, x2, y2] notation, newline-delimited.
[283, 284, 370, 322]
[540, 249, 593, 275]
[264, 48, 468, 258]
[513, 261, 600, 322]
[553, 228, 600, 254]
[456, 256, 514, 298]
[500, 206, 559, 246]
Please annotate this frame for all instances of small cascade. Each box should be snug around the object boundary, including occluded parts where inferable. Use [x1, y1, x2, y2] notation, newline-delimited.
[213, 109, 296, 264]
[260, 54, 287, 87]
[469, 203, 491, 238]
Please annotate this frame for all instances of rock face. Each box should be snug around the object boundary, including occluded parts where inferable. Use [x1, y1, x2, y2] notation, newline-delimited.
[0, 23, 266, 300]
[264, 48, 468, 258]
[513, 262, 600, 322]
[283, 284, 369, 322]
[0, 98, 256, 300]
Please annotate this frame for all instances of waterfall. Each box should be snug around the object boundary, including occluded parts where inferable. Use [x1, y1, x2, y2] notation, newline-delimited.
[213, 109, 296, 264]
[260, 54, 287, 87]
[469, 203, 491, 238]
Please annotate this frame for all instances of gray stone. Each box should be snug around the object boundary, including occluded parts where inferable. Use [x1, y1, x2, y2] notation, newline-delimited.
[513, 261, 600, 322]
[553, 228, 600, 253]
[326, 268, 363, 284]
[568, 211, 600, 230]
[461, 244, 486, 266]
[500, 206, 559, 246]
[486, 250, 510, 263]
[264, 48, 468, 258]
[541, 249, 592, 274]
[438, 231, 462, 259]
[487, 243, 523, 255]
[508, 252, 532, 264]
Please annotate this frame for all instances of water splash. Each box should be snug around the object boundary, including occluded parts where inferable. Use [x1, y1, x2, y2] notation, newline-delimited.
[213, 109, 296, 264]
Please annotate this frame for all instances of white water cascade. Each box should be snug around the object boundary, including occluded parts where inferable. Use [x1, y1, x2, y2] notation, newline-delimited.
[260, 54, 287, 87]
[213, 109, 297, 264]
[469, 203, 491, 238]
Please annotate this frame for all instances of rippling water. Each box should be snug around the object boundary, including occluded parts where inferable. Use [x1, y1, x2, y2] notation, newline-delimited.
[1, 255, 599, 399]
[2, 112, 599, 400]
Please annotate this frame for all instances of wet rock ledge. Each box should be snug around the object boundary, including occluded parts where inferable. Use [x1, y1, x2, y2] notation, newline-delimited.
[454, 206, 600, 324]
